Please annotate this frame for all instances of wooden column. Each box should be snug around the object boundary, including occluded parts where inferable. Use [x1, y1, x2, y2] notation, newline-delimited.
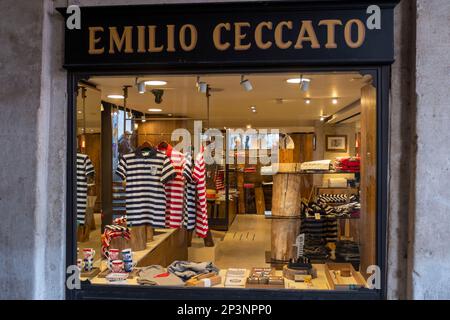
[359, 84, 377, 275]
[270, 163, 303, 264]
[101, 102, 113, 232]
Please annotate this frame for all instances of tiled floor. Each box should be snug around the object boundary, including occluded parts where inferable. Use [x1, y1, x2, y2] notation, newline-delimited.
[213, 214, 271, 269]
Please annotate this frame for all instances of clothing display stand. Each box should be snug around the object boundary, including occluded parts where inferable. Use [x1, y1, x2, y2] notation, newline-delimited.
[270, 163, 303, 266]
[130, 225, 147, 251]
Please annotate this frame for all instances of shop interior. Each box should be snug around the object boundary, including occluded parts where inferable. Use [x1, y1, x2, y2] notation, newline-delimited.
[76, 72, 377, 290]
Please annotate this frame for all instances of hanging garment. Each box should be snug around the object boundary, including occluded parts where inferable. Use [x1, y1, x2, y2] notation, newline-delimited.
[158, 144, 186, 229]
[76, 153, 95, 225]
[182, 150, 209, 238]
[116, 147, 176, 227]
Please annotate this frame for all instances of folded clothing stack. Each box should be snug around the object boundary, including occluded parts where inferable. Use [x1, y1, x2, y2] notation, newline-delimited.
[137, 265, 185, 286]
[302, 237, 330, 262]
[168, 260, 219, 281]
[335, 241, 360, 270]
[301, 200, 338, 243]
[333, 202, 361, 218]
[334, 157, 360, 172]
[300, 160, 333, 171]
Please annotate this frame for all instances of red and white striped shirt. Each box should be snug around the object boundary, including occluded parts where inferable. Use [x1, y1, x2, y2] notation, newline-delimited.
[158, 144, 186, 229]
[192, 151, 208, 237]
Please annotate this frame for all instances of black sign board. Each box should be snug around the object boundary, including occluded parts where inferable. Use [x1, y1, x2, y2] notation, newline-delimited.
[59, 1, 397, 70]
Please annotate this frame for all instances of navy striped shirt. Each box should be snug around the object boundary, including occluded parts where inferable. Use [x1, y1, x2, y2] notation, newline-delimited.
[116, 148, 176, 227]
[77, 153, 95, 225]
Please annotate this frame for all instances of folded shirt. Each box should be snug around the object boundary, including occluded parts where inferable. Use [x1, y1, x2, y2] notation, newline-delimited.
[168, 261, 219, 281]
[137, 265, 185, 286]
[300, 160, 333, 171]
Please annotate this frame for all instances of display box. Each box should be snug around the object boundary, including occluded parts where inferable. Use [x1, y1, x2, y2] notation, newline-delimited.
[324, 263, 366, 290]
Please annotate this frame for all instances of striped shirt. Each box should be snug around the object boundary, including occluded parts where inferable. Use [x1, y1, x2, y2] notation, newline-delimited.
[116, 147, 176, 227]
[182, 151, 208, 238]
[158, 144, 186, 229]
[77, 153, 95, 225]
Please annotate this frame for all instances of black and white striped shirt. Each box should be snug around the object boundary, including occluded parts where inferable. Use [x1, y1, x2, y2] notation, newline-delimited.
[77, 153, 95, 225]
[116, 148, 176, 227]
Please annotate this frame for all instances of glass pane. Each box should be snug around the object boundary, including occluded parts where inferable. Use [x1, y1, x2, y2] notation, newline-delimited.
[75, 72, 377, 292]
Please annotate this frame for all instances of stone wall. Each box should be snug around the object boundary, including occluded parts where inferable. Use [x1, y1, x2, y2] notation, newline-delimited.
[410, 0, 450, 299]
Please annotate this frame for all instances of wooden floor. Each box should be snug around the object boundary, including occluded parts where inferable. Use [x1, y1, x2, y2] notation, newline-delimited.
[214, 214, 271, 269]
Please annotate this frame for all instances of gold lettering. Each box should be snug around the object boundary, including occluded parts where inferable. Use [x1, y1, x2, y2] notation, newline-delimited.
[234, 22, 251, 51]
[179, 24, 197, 51]
[88, 27, 104, 55]
[255, 21, 273, 50]
[318, 19, 342, 49]
[137, 26, 146, 53]
[167, 25, 176, 52]
[344, 19, 365, 48]
[275, 21, 292, 49]
[213, 23, 231, 51]
[148, 25, 164, 52]
[109, 26, 133, 54]
[294, 21, 320, 49]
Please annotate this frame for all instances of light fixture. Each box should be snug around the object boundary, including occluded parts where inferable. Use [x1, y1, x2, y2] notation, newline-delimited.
[246, 124, 252, 129]
[137, 81, 146, 94]
[299, 77, 311, 92]
[148, 108, 162, 112]
[305, 99, 311, 104]
[332, 98, 338, 105]
[168, 113, 173, 117]
[286, 77, 311, 92]
[141, 115, 146, 123]
[196, 76, 208, 94]
[286, 78, 302, 84]
[240, 75, 253, 91]
[145, 80, 167, 86]
[107, 94, 124, 99]
[77, 110, 82, 114]
[320, 116, 325, 122]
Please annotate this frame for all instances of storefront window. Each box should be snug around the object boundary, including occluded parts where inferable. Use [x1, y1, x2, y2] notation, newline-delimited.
[75, 71, 378, 292]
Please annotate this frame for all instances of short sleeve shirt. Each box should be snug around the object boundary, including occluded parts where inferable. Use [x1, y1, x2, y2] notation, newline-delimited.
[116, 148, 176, 227]
[76, 153, 95, 225]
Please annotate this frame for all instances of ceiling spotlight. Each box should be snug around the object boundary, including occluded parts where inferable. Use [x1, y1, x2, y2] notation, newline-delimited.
[145, 80, 167, 86]
[107, 94, 124, 99]
[148, 108, 162, 112]
[77, 110, 82, 114]
[299, 77, 311, 92]
[137, 81, 146, 94]
[246, 124, 252, 129]
[151, 89, 164, 104]
[305, 99, 311, 104]
[196, 76, 208, 93]
[320, 116, 325, 122]
[168, 113, 173, 117]
[332, 98, 338, 105]
[198, 82, 208, 93]
[240, 75, 253, 92]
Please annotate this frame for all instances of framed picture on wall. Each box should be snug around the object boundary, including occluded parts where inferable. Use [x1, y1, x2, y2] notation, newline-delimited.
[326, 135, 347, 152]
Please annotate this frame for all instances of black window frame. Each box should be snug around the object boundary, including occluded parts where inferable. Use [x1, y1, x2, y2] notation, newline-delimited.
[66, 64, 390, 300]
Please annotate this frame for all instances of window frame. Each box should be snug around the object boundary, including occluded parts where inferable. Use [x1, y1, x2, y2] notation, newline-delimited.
[66, 65, 390, 300]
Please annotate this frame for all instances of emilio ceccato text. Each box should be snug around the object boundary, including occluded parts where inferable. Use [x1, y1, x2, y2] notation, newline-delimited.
[88, 19, 367, 55]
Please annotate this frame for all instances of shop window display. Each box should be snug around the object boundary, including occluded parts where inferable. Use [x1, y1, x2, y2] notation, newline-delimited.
[75, 72, 377, 291]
